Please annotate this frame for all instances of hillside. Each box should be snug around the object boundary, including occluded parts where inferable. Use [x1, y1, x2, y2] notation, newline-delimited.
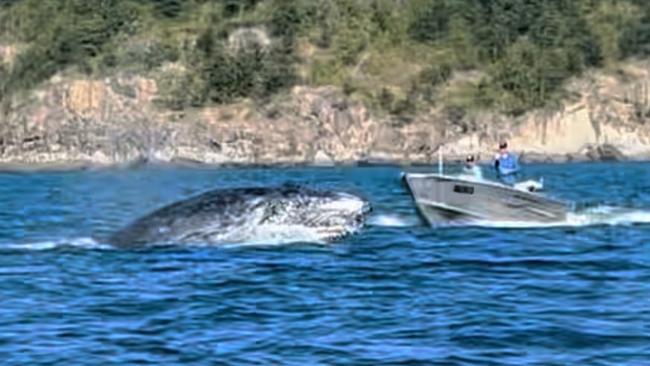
[2, 0, 650, 112]
[1, 0, 650, 167]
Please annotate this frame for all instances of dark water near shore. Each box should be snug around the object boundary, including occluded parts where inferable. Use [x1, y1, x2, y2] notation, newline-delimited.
[1, 163, 649, 365]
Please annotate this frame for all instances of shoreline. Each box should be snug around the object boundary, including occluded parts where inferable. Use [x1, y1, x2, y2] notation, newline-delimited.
[1, 68, 648, 173]
[0, 156, 645, 173]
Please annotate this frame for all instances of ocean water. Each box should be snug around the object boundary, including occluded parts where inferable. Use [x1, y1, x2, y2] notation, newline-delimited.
[1, 163, 649, 365]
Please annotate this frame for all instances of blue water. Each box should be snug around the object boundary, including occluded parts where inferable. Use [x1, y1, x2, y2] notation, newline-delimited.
[1, 163, 649, 365]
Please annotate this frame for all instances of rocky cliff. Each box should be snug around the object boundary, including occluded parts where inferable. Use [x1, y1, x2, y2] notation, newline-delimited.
[1, 60, 650, 168]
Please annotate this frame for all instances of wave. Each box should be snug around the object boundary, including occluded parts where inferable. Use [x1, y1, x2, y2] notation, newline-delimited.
[0, 237, 110, 251]
[5, 206, 649, 251]
[0, 225, 346, 251]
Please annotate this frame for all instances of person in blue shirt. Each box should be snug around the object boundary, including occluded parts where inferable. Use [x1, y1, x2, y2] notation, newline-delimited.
[494, 141, 519, 184]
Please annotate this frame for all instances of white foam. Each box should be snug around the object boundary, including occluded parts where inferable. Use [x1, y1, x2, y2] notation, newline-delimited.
[320, 195, 366, 212]
[187, 224, 333, 247]
[369, 214, 419, 227]
[1, 237, 110, 251]
[469, 206, 650, 229]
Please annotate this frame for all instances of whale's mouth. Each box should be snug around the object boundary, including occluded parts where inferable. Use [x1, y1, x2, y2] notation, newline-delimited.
[260, 195, 371, 243]
[353, 201, 373, 227]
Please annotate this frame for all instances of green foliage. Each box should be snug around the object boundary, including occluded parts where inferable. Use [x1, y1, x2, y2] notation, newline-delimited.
[489, 39, 570, 114]
[619, 4, 650, 58]
[0, 63, 6, 101]
[404, 0, 631, 112]
[409, 0, 450, 43]
[221, 0, 260, 18]
[120, 40, 180, 71]
[377, 87, 394, 109]
[152, 0, 183, 18]
[158, 69, 208, 110]
[0, 0, 19, 7]
[2, 0, 139, 93]
[420, 62, 452, 87]
[161, 31, 295, 108]
[2, 0, 650, 113]
[202, 43, 295, 103]
[269, 0, 302, 39]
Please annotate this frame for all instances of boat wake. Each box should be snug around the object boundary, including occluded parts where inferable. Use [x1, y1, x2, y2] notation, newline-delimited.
[470, 205, 650, 229]
[369, 214, 420, 227]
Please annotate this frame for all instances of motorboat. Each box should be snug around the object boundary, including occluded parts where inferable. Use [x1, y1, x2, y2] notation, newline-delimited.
[402, 172, 569, 225]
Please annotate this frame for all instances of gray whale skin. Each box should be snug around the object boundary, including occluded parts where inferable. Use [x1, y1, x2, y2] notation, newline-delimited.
[109, 185, 372, 247]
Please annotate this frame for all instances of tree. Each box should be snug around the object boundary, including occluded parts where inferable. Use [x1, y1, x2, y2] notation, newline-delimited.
[620, 15, 650, 57]
[409, 0, 451, 43]
[583, 0, 641, 66]
[196, 28, 216, 58]
[489, 38, 571, 114]
[0, 64, 6, 101]
[447, 14, 478, 68]
[221, 0, 260, 18]
[0, 0, 20, 7]
[152, 0, 183, 18]
[270, 1, 302, 39]
[474, 0, 533, 61]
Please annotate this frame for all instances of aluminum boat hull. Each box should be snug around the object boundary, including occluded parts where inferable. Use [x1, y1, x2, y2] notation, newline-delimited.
[403, 173, 568, 225]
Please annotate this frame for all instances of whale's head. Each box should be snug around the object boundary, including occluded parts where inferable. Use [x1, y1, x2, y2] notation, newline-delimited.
[257, 188, 372, 241]
[109, 185, 372, 247]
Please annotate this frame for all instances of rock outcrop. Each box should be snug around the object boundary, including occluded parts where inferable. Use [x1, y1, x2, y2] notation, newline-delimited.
[421, 60, 650, 163]
[1, 60, 650, 168]
[0, 44, 18, 65]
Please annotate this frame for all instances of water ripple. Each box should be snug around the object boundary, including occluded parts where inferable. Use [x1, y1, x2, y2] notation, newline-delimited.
[0, 164, 649, 365]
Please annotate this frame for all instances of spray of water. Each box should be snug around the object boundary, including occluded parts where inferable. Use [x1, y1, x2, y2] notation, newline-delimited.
[369, 214, 420, 228]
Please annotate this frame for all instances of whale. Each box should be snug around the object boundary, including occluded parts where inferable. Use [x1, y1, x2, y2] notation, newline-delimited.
[108, 184, 371, 247]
